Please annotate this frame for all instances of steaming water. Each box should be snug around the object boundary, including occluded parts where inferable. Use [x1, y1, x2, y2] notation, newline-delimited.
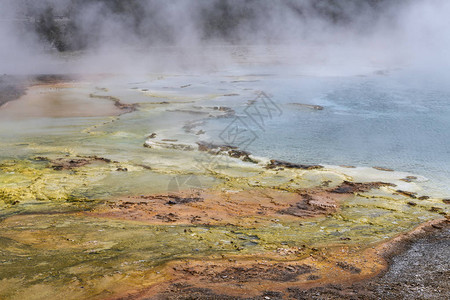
[0, 65, 448, 198]
[204, 68, 450, 196]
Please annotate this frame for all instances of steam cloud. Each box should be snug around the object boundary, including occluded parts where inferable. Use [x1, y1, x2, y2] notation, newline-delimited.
[1, 0, 449, 74]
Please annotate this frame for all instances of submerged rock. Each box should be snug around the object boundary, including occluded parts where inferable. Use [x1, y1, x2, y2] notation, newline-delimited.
[373, 166, 394, 172]
[288, 103, 324, 110]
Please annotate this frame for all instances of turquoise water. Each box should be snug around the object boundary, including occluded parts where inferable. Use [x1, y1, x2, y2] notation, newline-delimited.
[204, 69, 450, 196]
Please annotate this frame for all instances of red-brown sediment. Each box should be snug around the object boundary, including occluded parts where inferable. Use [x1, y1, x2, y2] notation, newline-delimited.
[90, 188, 345, 227]
[90, 180, 395, 227]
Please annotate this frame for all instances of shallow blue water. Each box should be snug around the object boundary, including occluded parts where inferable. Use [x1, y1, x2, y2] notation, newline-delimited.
[205, 69, 450, 195]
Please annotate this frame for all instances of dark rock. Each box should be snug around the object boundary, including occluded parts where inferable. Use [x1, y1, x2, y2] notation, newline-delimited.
[196, 141, 258, 163]
[155, 213, 179, 222]
[164, 195, 203, 205]
[401, 175, 418, 183]
[135, 164, 152, 170]
[395, 190, 417, 198]
[430, 207, 443, 213]
[51, 158, 90, 170]
[330, 181, 395, 194]
[266, 159, 323, 170]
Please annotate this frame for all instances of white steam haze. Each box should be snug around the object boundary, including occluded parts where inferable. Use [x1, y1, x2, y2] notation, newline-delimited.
[0, 0, 450, 75]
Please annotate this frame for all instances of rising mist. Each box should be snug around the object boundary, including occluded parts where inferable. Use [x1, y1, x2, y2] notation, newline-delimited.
[1, 0, 449, 74]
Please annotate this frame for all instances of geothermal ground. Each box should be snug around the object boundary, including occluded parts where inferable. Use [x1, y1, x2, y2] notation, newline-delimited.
[0, 74, 448, 300]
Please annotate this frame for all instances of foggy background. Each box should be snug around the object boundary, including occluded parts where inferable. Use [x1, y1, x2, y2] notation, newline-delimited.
[1, 0, 450, 74]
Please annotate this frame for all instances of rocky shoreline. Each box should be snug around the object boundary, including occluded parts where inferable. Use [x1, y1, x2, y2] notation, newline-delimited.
[114, 219, 450, 299]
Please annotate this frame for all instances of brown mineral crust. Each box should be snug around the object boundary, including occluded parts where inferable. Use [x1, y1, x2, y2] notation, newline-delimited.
[113, 246, 387, 300]
[89, 93, 138, 114]
[44, 155, 113, 170]
[216, 264, 312, 282]
[50, 158, 92, 170]
[329, 181, 395, 194]
[89, 188, 347, 226]
[277, 193, 338, 218]
[395, 189, 417, 198]
[196, 142, 257, 163]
